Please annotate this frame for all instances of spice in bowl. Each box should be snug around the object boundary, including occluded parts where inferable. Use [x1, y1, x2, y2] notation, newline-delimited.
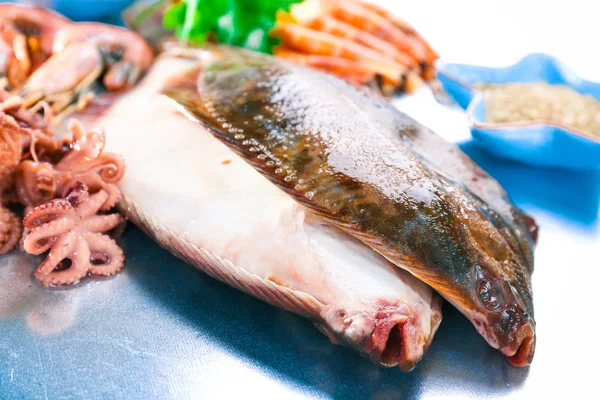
[474, 81, 600, 138]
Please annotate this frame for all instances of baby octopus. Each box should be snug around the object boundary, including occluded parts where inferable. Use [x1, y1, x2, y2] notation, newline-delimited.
[22, 181, 125, 287]
[12, 119, 127, 286]
[14, 119, 125, 210]
[0, 93, 53, 255]
[0, 110, 24, 254]
[0, 4, 150, 287]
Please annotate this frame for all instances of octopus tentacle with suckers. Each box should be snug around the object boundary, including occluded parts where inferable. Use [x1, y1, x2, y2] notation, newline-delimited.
[0, 93, 52, 255]
[14, 119, 126, 210]
[0, 4, 148, 285]
[23, 182, 125, 287]
[1, 113, 128, 285]
[8, 118, 128, 286]
[0, 112, 23, 254]
[0, 2, 540, 370]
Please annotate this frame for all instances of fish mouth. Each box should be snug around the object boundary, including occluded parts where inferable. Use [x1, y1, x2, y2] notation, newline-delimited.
[366, 306, 442, 372]
[501, 322, 536, 367]
[316, 313, 421, 371]
[379, 323, 405, 366]
[367, 318, 415, 371]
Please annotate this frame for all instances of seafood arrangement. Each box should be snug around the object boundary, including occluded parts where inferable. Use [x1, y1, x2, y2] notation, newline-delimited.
[0, 1, 539, 374]
[0, 4, 152, 285]
[139, 0, 437, 95]
[69, 54, 441, 370]
[273, 0, 438, 94]
[160, 48, 536, 367]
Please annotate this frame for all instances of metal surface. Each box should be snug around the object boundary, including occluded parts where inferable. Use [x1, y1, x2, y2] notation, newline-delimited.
[1, 1, 600, 399]
[2, 122, 599, 400]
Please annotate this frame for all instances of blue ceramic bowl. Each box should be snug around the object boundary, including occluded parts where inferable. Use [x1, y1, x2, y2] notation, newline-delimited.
[29, 0, 134, 21]
[437, 53, 600, 170]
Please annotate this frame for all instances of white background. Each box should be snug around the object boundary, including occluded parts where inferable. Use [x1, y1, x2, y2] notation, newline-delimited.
[390, 1, 600, 399]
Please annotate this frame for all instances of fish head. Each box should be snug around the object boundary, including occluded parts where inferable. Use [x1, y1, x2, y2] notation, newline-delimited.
[468, 262, 535, 367]
[448, 200, 536, 367]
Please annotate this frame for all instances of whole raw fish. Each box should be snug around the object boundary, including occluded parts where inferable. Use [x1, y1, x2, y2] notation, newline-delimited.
[163, 48, 537, 367]
[76, 53, 442, 371]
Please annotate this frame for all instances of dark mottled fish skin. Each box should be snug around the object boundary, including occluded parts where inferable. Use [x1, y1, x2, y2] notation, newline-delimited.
[330, 87, 539, 266]
[162, 49, 536, 366]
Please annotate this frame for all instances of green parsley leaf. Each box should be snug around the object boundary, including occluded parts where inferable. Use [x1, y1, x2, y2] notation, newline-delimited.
[163, 0, 303, 53]
[163, 3, 185, 30]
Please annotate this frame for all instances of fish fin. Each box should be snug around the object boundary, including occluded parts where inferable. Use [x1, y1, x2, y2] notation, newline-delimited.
[120, 195, 324, 317]
[120, 196, 440, 370]
[161, 69, 337, 221]
[521, 214, 539, 246]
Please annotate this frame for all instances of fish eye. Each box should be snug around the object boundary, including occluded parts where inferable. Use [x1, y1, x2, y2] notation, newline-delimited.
[477, 278, 505, 312]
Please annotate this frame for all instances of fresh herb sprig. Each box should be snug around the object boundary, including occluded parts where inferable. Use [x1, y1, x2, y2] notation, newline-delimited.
[162, 0, 303, 54]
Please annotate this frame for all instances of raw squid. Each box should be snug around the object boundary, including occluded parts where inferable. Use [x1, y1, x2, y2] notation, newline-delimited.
[161, 48, 537, 367]
[75, 53, 442, 371]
